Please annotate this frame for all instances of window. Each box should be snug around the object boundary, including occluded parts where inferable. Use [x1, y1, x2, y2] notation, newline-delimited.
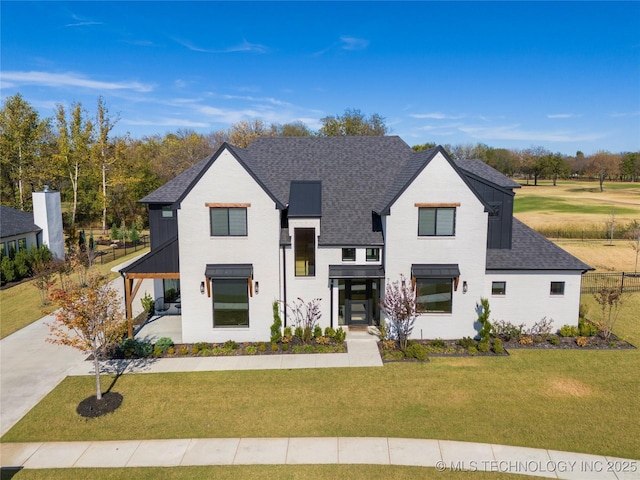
[550, 281, 565, 296]
[163, 279, 181, 303]
[366, 248, 380, 262]
[415, 278, 453, 313]
[161, 207, 174, 218]
[418, 207, 456, 236]
[210, 207, 247, 236]
[342, 248, 356, 261]
[492, 281, 506, 295]
[0, 242, 6, 258]
[295, 228, 315, 276]
[18, 238, 27, 251]
[212, 279, 249, 327]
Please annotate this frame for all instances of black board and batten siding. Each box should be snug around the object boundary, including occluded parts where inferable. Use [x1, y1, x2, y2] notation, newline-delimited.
[148, 204, 178, 250]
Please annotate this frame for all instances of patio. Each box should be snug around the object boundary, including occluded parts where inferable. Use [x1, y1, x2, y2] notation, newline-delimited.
[135, 314, 183, 344]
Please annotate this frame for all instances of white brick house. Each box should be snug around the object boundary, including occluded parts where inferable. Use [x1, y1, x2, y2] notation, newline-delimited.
[122, 137, 591, 342]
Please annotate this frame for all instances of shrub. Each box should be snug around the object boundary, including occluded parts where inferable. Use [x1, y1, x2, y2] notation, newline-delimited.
[477, 298, 492, 342]
[457, 337, 476, 349]
[313, 325, 323, 338]
[167, 347, 175, 355]
[559, 325, 579, 337]
[531, 317, 554, 337]
[403, 343, 428, 361]
[548, 336, 560, 345]
[153, 345, 164, 357]
[245, 346, 258, 355]
[477, 340, 490, 353]
[315, 336, 330, 345]
[467, 346, 478, 355]
[382, 339, 396, 350]
[118, 338, 152, 358]
[576, 336, 589, 347]
[1, 256, 15, 283]
[324, 327, 336, 339]
[492, 338, 504, 354]
[200, 348, 212, 356]
[223, 340, 238, 350]
[429, 338, 446, 348]
[281, 334, 292, 344]
[179, 345, 189, 355]
[258, 343, 267, 352]
[282, 343, 290, 351]
[579, 303, 589, 319]
[283, 326, 293, 337]
[334, 327, 346, 343]
[13, 249, 30, 279]
[579, 318, 598, 337]
[270, 301, 282, 343]
[155, 337, 174, 353]
[141, 292, 155, 314]
[271, 343, 279, 352]
[190, 346, 200, 355]
[491, 320, 525, 341]
[519, 335, 533, 346]
[294, 326, 304, 339]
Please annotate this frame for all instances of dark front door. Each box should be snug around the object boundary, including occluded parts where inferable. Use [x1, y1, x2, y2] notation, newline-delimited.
[340, 279, 379, 326]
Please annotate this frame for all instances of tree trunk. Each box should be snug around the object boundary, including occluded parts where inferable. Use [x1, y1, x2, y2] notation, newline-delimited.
[599, 173, 605, 192]
[93, 345, 102, 400]
[18, 145, 24, 210]
[70, 161, 79, 225]
[102, 162, 107, 234]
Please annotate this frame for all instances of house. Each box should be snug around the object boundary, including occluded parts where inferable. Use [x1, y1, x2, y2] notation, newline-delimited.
[121, 137, 591, 342]
[0, 187, 64, 260]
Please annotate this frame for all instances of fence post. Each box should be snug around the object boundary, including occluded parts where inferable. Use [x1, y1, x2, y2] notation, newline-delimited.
[621, 272, 625, 292]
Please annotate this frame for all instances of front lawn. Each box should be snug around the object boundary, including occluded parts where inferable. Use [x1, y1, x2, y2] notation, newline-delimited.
[3, 348, 638, 459]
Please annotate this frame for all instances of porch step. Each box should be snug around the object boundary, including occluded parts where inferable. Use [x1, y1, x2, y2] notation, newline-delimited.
[346, 325, 369, 332]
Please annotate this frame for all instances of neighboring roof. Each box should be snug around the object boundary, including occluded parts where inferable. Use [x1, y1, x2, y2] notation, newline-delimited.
[411, 264, 461, 278]
[288, 180, 322, 217]
[486, 219, 593, 271]
[121, 237, 179, 274]
[328, 264, 385, 279]
[0, 206, 41, 238]
[205, 264, 253, 279]
[454, 159, 521, 189]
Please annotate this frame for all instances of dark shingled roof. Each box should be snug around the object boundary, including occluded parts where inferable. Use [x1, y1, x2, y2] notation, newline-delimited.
[454, 159, 521, 189]
[139, 155, 213, 205]
[0, 206, 41, 238]
[486, 219, 592, 271]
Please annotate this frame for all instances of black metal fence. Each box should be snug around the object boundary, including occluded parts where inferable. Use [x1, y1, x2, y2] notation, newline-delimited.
[95, 235, 149, 265]
[581, 272, 640, 294]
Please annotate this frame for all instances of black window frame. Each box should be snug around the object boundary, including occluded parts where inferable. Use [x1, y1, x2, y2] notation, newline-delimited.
[418, 207, 456, 237]
[415, 277, 453, 313]
[550, 281, 565, 296]
[366, 248, 380, 262]
[212, 278, 250, 328]
[342, 248, 356, 262]
[294, 228, 316, 277]
[210, 207, 248, 237]
[491, 281, 506, 295]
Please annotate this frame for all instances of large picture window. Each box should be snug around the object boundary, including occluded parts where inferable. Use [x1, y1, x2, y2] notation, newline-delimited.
[415, 278, 453, 313]
[212, 279, 249, 327]
[295, 228, 315, 276]
[210, 207, 247, 236]
[418, 207, 456, 236]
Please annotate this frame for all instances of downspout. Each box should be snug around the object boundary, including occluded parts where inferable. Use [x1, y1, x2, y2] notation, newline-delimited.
[330, 279, 334, 328]
[282, 244, 287, 328]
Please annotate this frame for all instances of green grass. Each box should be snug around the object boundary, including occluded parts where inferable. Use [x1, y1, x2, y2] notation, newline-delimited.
[3, 348, 639, 459]
[3, 465, 542, 480]
[0, 248, 149, 339]
[513, 195, 638, 216]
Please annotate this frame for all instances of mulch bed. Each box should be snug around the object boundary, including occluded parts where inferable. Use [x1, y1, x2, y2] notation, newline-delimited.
[76, 392, 123, 418]
[501, 332, 635, 350]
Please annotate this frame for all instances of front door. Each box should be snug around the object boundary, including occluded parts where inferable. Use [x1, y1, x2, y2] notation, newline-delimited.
[340, 279, 379, 326]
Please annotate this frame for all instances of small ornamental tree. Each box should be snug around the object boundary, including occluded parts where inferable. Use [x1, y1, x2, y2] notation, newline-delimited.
[476, 297, 492, 342]
[593, 287, 625, 341]
[380, 275, 417, 350]
[270, 300, 283, 343]
[287, 297, 322, 343]
[47, 273, 126, 400]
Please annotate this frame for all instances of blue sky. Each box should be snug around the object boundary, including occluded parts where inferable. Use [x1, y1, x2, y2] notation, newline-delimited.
[1, 1, 639, 155]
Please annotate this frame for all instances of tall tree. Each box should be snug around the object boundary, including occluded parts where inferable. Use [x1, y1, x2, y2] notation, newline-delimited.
[0, 93, 48, 209]
[318, 108, 388, 136]
[412, 142, 437, 151]
[93, 97, 118, 233]
[543, 152, 569, 186]
[53, 103, 94, 225]
[226, 120, 271, 147]
[586, 151, 620, 192]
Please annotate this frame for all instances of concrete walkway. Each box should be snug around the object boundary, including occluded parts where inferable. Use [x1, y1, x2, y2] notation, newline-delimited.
[2, 437, 638, 479]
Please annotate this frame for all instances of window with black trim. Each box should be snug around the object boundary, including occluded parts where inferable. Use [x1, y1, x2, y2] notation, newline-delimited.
[492, 281, 506, 295]
[18, 238, 27, 251]
[416, 278, 453, 313]
[161, 207, 174, 218]
[550, 281, 565, 295]
[342, 248, 356, 261]
[418, 207, 456, 236]
[366, 248, 380, 261]
[295, 228, 315, 276]
[210, 207, 247, 236]
[212, 278, 249, 327]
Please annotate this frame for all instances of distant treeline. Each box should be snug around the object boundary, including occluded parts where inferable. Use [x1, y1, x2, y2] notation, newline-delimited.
[2, 95, 638, 230]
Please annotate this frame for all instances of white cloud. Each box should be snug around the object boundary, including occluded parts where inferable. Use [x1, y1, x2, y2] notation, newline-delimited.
[0, 71, 154, 93]
[122, 118, 209, 128]
[458, 124, 607, 143]
[173, 38, 269, 54]
[410, 112, 465, 120]
[609, 111, 640, 118]
[340, 36, 369, 51]
[547, 113, 582, 119]
[65, 14, 102, 28]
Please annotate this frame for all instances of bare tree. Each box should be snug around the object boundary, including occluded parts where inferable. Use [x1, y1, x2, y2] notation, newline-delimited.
[380, 275, 417, 350]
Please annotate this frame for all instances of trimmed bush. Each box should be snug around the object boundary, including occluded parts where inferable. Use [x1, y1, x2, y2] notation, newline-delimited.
[155, 337, 174, 353]
[559, 325, 579, 337]
[492, 338, 504, 354]
[334, 327, 346, 343]
[404, 343, 428, 361]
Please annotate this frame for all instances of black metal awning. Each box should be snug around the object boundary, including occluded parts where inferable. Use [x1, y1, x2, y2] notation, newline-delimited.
[205, 264, 253, 279]
[328, 264, 385, 279]
[411, 264, 460, 278]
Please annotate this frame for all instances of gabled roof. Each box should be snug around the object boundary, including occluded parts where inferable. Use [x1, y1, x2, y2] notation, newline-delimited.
[288, 180, 322, 217]
[454, 159, 521, 190]
[486, 219, 593, 271]
[0, 206, 41, 238]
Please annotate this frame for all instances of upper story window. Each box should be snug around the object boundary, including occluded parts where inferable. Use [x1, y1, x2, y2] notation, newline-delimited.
[210, 207, 247, 236]
[161, 207, 174, 218]
[342, 248, 356, 261]
[418, 207, 456, 236]
[366, 248, 380, 261]
[295, 228, 315, 276]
